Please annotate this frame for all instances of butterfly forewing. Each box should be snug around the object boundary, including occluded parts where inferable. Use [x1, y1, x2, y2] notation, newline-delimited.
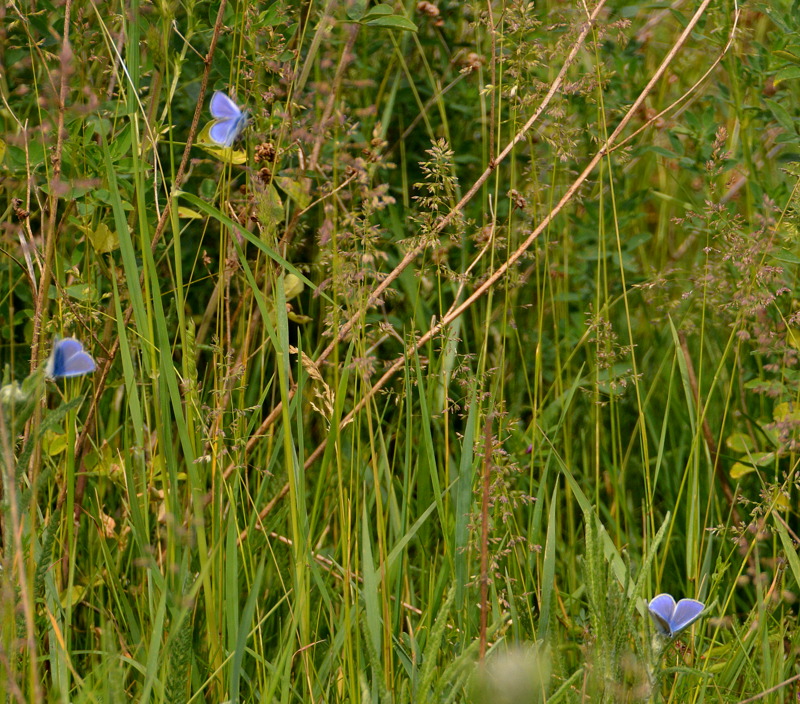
[648, 593, 677, 637]
[671, 599, 704, 632]
[210, 91, 241, 120]
[48, 338, 96, 378]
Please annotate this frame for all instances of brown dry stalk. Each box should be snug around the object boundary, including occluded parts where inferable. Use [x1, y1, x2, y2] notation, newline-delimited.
[226, 0, 610, 482]
[238, 0, 724, 540]
[301, 0, 721, 466]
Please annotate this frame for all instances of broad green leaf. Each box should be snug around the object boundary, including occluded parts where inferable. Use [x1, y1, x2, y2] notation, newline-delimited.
[362, 3, 393, 18]
[773, 401, 800, 421]
[283, 273, 304, 300]
[347, 0, 368, 20]
[765, 98, 796, 134]
[366, 14, 418, 31]
[773, 49, 800, 65]
[87, 222, 119, 253]
[259, 184, 284, 239]
[775, 65, 800, 85]
[43, 430, 67, 456]
[730, 462, 755, 479]
[725, 432, 755, 454]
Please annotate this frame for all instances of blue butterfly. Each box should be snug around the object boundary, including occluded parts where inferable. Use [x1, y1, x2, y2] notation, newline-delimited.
[46, 338, 96, 379]
[209, 91, 249, 148]
[648, 593, 705, 638]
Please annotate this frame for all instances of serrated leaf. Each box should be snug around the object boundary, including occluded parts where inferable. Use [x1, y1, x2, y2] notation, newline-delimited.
[726, 432, 755, 454]
[365, 14, 418, 31]
[87, 222, 119, 253]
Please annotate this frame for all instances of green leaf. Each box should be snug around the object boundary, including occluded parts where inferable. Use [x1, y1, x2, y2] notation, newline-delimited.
[361, 3, 394, 18]
[775, 65, 800, 85]
[730, 462, 755, 480]
[366, 14, 418, 32]
[177, 207, 203, 219]
[773, 49, 800, 65]
[283, 273, 304, 300]
[87, 222, 119, 253]
[726, 432, 755, 454]
[346, 0, 368, 20]
[765, 98, 796, 134]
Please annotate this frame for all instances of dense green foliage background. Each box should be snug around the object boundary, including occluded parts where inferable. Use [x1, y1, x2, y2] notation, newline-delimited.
[2, 0, 800, 701]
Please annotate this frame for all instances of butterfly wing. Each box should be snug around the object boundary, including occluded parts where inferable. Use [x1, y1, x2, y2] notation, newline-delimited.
[648, 593, 677, 637]
[48, 338, 96, 378]
[209, 118, 239, 147]
[209, 92, 248, 147]
[210, 91, 242, 120]
[670, 599, 705, 635]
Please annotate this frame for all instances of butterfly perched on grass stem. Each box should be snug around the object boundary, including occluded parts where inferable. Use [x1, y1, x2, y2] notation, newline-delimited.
[648, 593, 705, 638]
[46, 338, 96, 379]
[209, 91, 249, 148]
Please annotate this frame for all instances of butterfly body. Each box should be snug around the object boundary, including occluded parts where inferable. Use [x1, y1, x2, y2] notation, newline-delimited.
[209, 91, 249, 147]
[46, 338, 96, 379]
[648, 593, 705, 638]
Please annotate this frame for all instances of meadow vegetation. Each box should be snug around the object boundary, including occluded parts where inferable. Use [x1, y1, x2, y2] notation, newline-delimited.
[2, 0, 800, 701]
